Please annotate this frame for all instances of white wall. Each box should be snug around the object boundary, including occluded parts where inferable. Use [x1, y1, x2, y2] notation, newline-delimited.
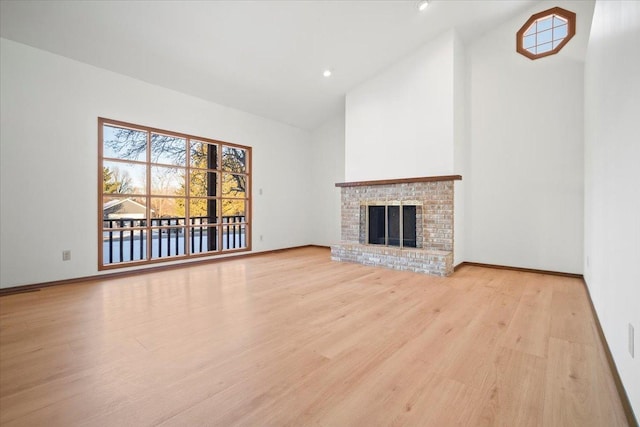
[0, 38, 313, 288]
[584, 0, 640, 418]
[465, 1, 593, 274]
[345, 31, 456, 181]
[453, 33, 467, 266]
[309, 113, 345, 247]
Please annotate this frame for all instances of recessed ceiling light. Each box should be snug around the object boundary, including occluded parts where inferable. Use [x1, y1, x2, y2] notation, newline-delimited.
[323, 69, 332, 77]
[417, 0, 429, 11]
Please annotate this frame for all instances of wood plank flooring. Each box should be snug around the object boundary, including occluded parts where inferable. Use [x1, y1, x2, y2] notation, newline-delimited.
[0, 247, 629, 426]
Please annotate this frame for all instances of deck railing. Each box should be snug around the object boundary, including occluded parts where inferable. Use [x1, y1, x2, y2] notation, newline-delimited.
[102, 216, 245, 264]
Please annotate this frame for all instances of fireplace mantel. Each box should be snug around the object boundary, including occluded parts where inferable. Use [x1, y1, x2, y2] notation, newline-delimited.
[335, 175, 462, 188]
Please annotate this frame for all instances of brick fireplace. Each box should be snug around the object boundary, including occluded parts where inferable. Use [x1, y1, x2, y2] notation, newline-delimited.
[331, 175, 461, 276]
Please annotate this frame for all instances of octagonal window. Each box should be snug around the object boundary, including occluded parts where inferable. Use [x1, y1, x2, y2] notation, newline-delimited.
[517, 7, 576, 60]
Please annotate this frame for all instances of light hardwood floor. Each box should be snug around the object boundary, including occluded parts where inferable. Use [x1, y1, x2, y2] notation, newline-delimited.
[0, 247, 629, 426]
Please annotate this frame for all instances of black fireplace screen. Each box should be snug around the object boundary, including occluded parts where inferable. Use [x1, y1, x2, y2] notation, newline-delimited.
[368, 205, 417, 248]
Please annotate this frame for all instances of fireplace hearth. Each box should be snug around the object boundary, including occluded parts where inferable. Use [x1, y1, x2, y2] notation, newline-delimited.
[331, 175, 461, 276]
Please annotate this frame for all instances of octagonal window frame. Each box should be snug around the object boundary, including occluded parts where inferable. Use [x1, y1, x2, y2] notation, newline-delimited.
[516, 7, 576, 60]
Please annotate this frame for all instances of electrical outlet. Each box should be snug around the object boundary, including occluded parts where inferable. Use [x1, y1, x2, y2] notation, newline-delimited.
[259, 235, 263, 242]
[62, 250, 71, 261]
[629, 323, 635, 358]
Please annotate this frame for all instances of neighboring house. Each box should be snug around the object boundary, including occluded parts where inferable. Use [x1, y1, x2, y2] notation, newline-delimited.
[103, 198, 152, 219]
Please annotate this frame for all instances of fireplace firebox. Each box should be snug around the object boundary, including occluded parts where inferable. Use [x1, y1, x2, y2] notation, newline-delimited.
[367, 204, 417, 248]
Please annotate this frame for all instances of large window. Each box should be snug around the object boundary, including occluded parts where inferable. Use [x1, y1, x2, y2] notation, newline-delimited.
[99, 118, 251, 269]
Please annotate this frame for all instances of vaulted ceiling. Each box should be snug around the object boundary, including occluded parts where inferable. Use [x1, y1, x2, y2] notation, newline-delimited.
[0, 0, 537, 130]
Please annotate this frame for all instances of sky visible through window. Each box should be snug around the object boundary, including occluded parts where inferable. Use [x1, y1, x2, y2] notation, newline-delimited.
[523, 14, 569, 55]
[103, 125, 147, 190]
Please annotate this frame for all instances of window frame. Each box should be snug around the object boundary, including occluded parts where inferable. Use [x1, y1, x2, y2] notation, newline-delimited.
[516, 7, 576, 60]
[98, 117, 252, 270]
